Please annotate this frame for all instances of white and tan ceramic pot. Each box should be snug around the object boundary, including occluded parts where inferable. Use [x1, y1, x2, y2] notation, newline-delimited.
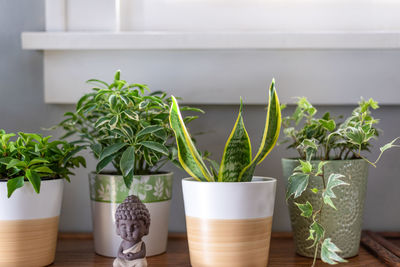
[182, 177, 277, 267]
[0, 179, 64, 267]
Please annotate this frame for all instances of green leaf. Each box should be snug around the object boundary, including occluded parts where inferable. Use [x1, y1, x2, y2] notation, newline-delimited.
[323, 173, 348, 209]
[109, 95, 117, 109]
[183, 116, 199, 124]
[321, 238, 347, 264]
[124, 110, 139, 121]
[218, 99, 252, 182]
[345, 127, 365, 146]
[109, 116, 118, 129]
[96, 154, 117, 173]
[295, 201, 313, 218]
[316, 161, 327, 176]
[99, 143, 126, 161]
[120, 146, 135, 177]
[169, 96, 213, 182]
[139, 100, 149, 110]
[91, 143, 102, 158]
[33, 166, 54, 174]
[86, 78, 109, 88]
[308, 221, 325, 247]
[179, 106, 205, 114]
[114, 70, 121, 81]
[311, 188, 319, 194]
[62, 146, 86, 165]
[286, 172, 310, 200]
[136, 126, 164, 139]
[238, 79, 282, 182]
[95, 117, 110, 128]
[7, 159, 27, 169]
[28, 158, 49, 167]
[7, 176, 25, 198]
[139, 141, 169, 156]
[25, 169, 41, 194]
[123, 169, 134, 188]
[299, 160, 312, 173]
[319, 119, 336, 131]
[380, 137, 400, 153]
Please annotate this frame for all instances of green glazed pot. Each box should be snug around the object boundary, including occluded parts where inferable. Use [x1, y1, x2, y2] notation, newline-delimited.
[282, 158, 369, 258]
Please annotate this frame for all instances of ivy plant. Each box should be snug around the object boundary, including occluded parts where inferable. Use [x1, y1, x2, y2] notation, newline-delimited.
[169, 79, 281, 182]
[0, 130, 86, 198]
[283, 97, 399, 266]
[56, 70, 203, 188]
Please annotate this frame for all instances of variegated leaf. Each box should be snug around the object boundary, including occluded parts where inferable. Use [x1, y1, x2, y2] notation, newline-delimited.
[169, 96, 213, 182]
[219, 99, 251, 182]
[239, 79, 281, 182]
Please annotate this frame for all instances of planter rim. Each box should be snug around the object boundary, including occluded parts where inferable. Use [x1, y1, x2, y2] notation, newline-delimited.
[90, 171, 173, 178]
[282, 157, 367, 163]
[182, 176, 276, 184]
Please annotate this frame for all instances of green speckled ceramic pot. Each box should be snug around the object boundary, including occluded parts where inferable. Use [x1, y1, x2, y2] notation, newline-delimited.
[282, 158, 369, 259]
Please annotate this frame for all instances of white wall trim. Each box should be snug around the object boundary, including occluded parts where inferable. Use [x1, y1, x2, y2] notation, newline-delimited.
[22, 31, 400, 50]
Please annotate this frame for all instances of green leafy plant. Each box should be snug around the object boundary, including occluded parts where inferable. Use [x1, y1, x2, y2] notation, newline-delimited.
[283, 97, 399, 266]
[169, 79, 281, 182]
[0, 130, 86, 198]
[56, 71, 203, 188]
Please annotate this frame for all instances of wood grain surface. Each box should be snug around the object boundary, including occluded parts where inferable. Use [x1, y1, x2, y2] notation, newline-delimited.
[186, 216, 272, 267]
[361, 232, 400, 267]
[51, 232, 389, 266]
[0, 216, 59, 267]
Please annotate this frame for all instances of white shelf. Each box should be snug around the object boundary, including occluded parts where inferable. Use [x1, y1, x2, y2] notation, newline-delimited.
[21, 31, 400, 50]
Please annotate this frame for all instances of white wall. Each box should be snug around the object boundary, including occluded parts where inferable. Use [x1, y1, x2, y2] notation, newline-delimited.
[1, 0, 399, 232]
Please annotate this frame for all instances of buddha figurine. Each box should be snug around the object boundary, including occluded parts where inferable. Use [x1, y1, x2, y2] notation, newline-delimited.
[113, 195, 151, 267]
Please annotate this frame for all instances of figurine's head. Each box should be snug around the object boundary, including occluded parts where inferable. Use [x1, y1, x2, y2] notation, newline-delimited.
[115, 195, 151, 244]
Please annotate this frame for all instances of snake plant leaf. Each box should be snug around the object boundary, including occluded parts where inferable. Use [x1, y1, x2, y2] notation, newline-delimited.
[218, 99, 251, 182]
[239, 79, 282, 182]
[169, 96, 213, 182]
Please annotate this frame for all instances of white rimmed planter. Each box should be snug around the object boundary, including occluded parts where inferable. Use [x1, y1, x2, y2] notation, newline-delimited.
[89, 172, 173, 257]
[182, 177, 277, 267]
[0, 179, 64, 267]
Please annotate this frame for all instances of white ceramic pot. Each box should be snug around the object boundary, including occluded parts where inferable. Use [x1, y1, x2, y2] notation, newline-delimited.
[182, 177, 277, 267]
[89, 172, 173, 257]
[0, 179, 64, 267]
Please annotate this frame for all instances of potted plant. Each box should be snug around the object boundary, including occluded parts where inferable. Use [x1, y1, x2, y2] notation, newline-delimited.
[0, 130, 85, 266]
[281, 97, 399, 266]
[57, 71, 202, 257]
[169, 80, 281, 267]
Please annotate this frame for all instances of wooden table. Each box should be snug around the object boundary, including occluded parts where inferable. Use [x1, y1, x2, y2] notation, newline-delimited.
[53, 233, 397, 266]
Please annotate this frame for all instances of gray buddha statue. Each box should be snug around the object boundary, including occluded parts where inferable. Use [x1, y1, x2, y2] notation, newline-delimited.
[113, 195, 151, 267]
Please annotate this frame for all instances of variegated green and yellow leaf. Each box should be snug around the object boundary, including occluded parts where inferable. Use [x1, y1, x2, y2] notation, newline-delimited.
[169, 96, 213, 182]
[239, 79, 282, 182]
[219, 99, 251, 182]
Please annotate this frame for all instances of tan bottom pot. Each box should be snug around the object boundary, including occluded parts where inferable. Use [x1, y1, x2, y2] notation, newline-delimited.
[282, 158, 369, 258]
[0, 179, 64, 267]
[182, 177, 276, 267]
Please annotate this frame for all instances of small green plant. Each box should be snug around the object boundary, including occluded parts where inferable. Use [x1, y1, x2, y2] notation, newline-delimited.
[57, 71, 203, 188]
[283, 97, 399, 266]
[0, 130, 86, 197]
[169, 79, 281, 182]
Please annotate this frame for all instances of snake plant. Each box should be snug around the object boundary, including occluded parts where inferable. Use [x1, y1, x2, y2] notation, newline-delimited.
[169, 79, 281, 182]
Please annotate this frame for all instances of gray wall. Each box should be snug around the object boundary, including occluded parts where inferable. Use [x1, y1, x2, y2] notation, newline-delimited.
[1, 0, 399, 232]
